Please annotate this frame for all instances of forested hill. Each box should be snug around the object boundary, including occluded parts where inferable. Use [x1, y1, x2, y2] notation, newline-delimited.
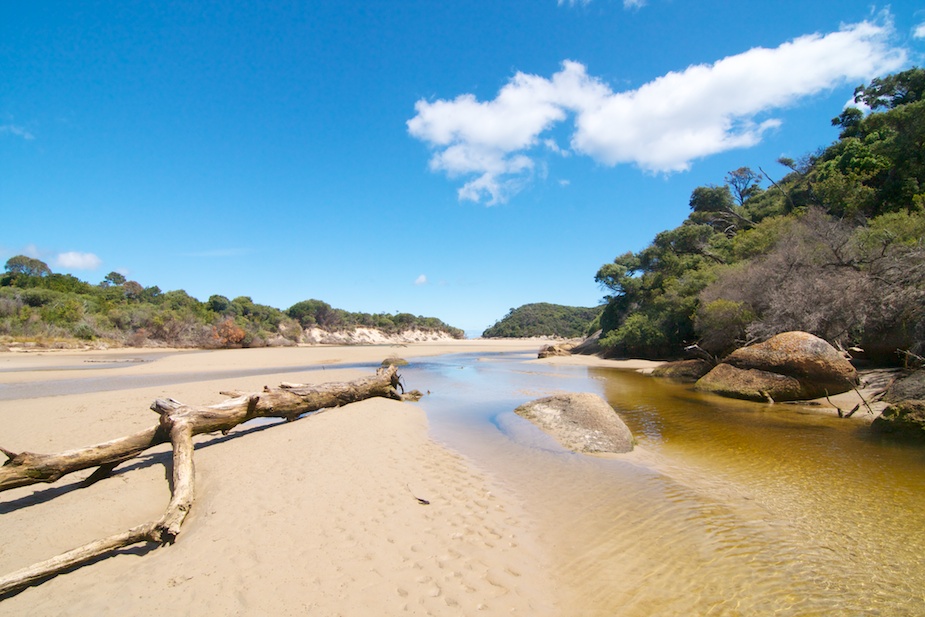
[595, 68, 925, 364]
[0, 265, 464, 348]
[482, 303, 601, 339]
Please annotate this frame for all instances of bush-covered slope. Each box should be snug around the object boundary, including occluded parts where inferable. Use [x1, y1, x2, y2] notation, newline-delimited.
[0, 265, 464, 348]
[482, 303, 601, 339]
[595, 68, 925, 363]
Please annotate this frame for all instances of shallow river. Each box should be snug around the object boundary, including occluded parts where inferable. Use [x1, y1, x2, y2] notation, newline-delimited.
[6, 348, 922, 615]
[404, 352, 925, 617]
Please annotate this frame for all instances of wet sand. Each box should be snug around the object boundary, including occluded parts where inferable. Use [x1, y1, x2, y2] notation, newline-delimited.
[0, 341, 559, 616]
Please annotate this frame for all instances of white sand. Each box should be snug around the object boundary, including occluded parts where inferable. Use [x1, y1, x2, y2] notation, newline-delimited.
[0, 342, 557, 616]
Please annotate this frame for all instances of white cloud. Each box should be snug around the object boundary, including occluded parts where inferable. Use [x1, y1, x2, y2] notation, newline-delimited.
[623, 0, 646, 9]
[0, 124, 34, 140]
[557, 0, 591, 6]
[56, 251, 102, 270]
[408, 18, 906, 204]
[414, 274, 428, 285]
[914, 23, 925, 39]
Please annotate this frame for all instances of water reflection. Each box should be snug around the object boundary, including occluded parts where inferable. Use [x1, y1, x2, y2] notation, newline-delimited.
[406, 353, 925, 616]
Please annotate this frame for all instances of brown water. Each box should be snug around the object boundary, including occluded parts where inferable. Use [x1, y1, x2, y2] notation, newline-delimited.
[407, 353, 925, 617]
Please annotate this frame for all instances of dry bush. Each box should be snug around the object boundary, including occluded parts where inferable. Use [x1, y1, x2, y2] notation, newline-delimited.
[698, 209, 876, 349]
[212, 317, 246, 348]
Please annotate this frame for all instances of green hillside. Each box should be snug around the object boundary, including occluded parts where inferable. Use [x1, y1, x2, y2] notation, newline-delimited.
[482, 303, 601, 339]
[0, 264, 464, 348]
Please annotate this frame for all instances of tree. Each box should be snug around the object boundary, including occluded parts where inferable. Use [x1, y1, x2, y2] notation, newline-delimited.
[725, 167, 762, 206]
[102, 272, 126, 287]
[207, 294, 232, 314]
[595, 252, 642, 299]
[287, 299, 339, 329]
[4, 255, 51, 278]
[853, 67, 925, 110]
[831, 106, 864, 138]
[688, 185, 754, 233]
[123, 281, 144, 300]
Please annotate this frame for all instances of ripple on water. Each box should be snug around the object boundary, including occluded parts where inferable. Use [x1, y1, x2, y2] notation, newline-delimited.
[408, 355, 925, 617]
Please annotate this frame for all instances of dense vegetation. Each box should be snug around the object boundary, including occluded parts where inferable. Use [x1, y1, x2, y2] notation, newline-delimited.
[482, 303, 601, 338]
[0, 262, 464, 348]
[596, 68, 925, 363]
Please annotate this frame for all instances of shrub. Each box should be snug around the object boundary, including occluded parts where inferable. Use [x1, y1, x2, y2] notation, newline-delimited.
[213, 317, 246, 348]
[694, 299, 755, 356]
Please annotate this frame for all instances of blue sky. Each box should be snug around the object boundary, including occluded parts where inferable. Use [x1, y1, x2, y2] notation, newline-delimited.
[2, 1, 924, 335]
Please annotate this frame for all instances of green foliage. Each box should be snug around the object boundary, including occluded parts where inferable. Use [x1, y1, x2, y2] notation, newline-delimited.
[102, 271, 126, 286]
[287, 299, 463, 338]
[599, 313, 666, 356]
[4, 255, 51, 278]
[0, 270, 464, 347]
[853, 67, 925, 110]
[595, 70, 925, 361]
[730, 216, 794, 260]
[694, 299, 755, 357]
[482, 303, 602, 338]
[287, 299, 340, 329]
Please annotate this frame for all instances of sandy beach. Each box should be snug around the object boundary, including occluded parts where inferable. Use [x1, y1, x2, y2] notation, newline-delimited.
[2, 340, 900, 617]
[0, 341, 558, 616]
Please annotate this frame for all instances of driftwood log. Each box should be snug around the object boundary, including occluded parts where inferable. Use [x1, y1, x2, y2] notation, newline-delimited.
[0, 365, 412, 596]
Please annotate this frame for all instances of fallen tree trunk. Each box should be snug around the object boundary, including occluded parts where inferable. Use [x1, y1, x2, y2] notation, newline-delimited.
[0, 366, 402, 493]
[0, 417, 195, 596]
[0, 366, 407, 596]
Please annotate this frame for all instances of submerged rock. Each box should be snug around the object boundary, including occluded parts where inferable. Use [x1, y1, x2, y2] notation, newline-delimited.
[695, 331, 858, 402]
[514, 393, 634, 454]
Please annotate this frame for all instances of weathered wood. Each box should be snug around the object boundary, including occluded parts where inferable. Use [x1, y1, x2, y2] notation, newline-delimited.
[0, 366, 401, 493]
[0, 366, 404, 596]
[0, 418, 194, 596]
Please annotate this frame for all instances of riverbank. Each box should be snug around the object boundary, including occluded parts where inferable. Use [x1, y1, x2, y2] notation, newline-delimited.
[0, 341, 557, 616]
[535, 353, 894, 422]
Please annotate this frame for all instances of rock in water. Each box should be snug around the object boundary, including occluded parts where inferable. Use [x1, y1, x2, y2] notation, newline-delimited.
[537, 342, 575, 358]
[514, 393, 634, 454]
[694, 363, 804, 402]
[696, 331, 858, 402]
[871, 400, 925, 439]
[381, 356, 409, 367]
[651, 359, 713, 383]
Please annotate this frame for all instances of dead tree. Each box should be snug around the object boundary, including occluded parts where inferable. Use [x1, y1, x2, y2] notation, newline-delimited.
[0, 366, 413, 596]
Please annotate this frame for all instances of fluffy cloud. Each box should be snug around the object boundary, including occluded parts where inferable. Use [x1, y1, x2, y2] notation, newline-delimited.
[56, 251, 102, 270]
[914, 23, 925, 39]
[414, 274, 428, 285]
[408, 18, 906, 204]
